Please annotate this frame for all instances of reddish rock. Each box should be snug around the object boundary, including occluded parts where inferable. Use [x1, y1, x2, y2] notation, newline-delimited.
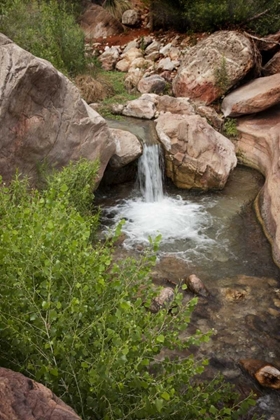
[0, 367, 81, 419]
[150, 287, 174, 313]
[222, 74, 280, 117]
[263, 51, 280, 76]
[186, 274, 209, 297]
[172, 31, 255, 104]
[236, 105, 280, 267]
[240, 359, 280, 389]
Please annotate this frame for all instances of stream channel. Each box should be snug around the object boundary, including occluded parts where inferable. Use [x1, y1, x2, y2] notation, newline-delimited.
[95, 117, 280, 418]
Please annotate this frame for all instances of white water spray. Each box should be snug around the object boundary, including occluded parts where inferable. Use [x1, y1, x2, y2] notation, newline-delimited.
[103, 143, 221, 261]
[138, 144, 164, 202]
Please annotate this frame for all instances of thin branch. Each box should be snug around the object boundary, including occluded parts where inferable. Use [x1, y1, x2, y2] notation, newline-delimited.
[242, 7, 271, 24]
[244, 31, 280, 47]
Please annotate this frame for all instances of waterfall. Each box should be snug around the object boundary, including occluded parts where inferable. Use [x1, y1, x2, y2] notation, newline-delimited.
[138, 144, 164, 202]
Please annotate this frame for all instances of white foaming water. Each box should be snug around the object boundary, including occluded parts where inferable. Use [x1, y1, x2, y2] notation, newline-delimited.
[103, 144, 219, 258]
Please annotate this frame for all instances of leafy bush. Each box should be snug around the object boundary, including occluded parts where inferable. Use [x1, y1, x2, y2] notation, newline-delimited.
[150, 0, 280, 35]
[0, 160, 255, 419]
[0, 0, 86, 76]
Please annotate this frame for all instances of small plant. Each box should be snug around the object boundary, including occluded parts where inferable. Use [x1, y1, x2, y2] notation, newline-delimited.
[214, 55, 229, 94]
[223, 117, 238, 138]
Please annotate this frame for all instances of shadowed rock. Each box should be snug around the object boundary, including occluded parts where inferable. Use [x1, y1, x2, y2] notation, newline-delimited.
[236, 105, 280, 267]
[79, 4, 124, 39]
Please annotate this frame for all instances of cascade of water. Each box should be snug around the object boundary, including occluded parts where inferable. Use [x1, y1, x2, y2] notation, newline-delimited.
[138, 144, 164, 202]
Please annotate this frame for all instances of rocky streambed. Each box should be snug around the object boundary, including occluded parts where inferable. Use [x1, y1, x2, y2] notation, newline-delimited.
[96, 118, 280, 419]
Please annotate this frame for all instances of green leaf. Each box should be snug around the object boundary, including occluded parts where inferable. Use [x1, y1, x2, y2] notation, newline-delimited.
[155, 398, 164, 412]
[156, 334, 165, 343]
[161, 391, 170, 401]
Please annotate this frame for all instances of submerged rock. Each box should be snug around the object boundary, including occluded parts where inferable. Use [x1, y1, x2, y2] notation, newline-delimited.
[186, 274, 209, 297]
[150, 287, 174, 313]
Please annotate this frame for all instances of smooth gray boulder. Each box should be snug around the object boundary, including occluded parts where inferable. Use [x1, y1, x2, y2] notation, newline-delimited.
[0, 34, 115, 183]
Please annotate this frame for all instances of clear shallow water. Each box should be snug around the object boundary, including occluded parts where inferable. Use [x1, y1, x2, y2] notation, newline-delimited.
[97, 164, 279, 282]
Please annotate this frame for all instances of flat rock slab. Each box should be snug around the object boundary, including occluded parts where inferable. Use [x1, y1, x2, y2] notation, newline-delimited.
[222, 73, 280, 117]
[172, 31, 255, 104]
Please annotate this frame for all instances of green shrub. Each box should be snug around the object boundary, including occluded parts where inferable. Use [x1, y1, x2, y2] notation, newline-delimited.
[0, 0, 86, 76]
[150, 0, 280, 35]
[0, 160, 255, 419]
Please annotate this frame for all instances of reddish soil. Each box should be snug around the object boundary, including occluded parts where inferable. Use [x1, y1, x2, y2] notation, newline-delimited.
[93, 27, 151, 48]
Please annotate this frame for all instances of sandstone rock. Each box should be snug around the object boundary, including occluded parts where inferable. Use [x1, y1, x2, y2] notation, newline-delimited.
[0, 367, 81, 420]
[156, 96, 195, 115]
[157, 57, 178, 71]
[156, 113, 237, 190]
[240, 359, 280, 389]
[109, 128, 142, 168]
[222, 74, 280, 117]
[122, 40, 139, 53]
[186, 274, 209, 297]
[195, 105, 223, 130]
[159, 43, 172, 57]
[173, 31, 255, 104]
[150, 287, 174, 313]
[124, 68, 145, 91]
[122, 94, 157, 119]
[129, 57, 153, 71]
[138, 75, 166, 94]
[79, 4, 124, 39]
[99, 46, 120, 71]
[236, 105, 280, 267]
[116, 47, 142, 72]
[0, 34, 115, 184]
[122, 9, 140, 27]
[262, 51, 280, 76]
[145, 40, 161, 55]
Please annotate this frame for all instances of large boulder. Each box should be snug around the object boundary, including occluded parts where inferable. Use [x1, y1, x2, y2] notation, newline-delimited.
[172, 31, 255, 104]
[0, 34, 115, 184]
[79, 4, 124, 39]
[0, 367, 81, 420]
[236, 105, 280, 267]
[156, 113, 237, 190]
[222, 74, 280, 117]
